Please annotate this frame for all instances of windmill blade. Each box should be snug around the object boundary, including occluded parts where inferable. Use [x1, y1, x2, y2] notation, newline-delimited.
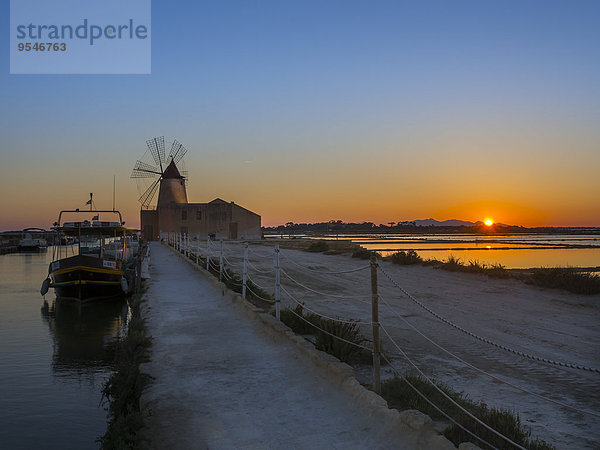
[138, 179, 160, 208]
[131, 160, 161, 178]
[131, 169, 159, 178]
[146, 136, 166, 172]
[168, 139, 187, 164]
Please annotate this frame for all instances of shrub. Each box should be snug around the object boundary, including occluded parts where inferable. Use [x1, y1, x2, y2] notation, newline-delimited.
[279, 304, 318, 335]
[443, 254, 463, 270]
[486, 263, 510, 279]
[314, 318, 371, 364]
[390, 250, 422, 265]
[306, 240, 329, 252]
[352, 247, 372, 260]
[438, 257, 510, 279]
[279, 305, 371, 364]
[526, 268, 600, 295]
[381, 374, 554, 450]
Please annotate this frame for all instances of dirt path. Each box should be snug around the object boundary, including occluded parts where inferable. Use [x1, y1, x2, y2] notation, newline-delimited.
[140, 243, 418, 449]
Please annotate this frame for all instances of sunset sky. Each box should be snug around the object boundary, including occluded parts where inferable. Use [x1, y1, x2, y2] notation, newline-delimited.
[2, 0, 599, 229]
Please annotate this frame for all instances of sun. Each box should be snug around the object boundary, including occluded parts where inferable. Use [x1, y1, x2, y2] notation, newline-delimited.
[484, 218, 494, 226]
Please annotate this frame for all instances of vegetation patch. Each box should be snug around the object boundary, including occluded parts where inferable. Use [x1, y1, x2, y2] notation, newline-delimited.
[524, 267, 600, 295]
[314, 318, 372, 364]
[390, 250, 422, 265]
[100, 289, 152, 450]
[279, 303, 319, 335]
[352, 247, 372, 260]
[279, 304, 371, 364]
[381, 374, 554, 450]
[306, 240, 330, 253]
[438, 256, 510, 279]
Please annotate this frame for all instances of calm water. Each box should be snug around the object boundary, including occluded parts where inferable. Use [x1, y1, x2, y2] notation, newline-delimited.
[358, 234, 600, 268]
[0, 249, 128, 449]
[269, 233, 600, 269]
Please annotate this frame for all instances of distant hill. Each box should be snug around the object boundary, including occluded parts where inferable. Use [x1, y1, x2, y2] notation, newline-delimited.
[400, 218, 476, 227]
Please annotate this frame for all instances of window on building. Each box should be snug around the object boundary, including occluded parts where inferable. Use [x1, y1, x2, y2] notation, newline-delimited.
[196, 210, 202, 220]
[182, 209, 187, 220]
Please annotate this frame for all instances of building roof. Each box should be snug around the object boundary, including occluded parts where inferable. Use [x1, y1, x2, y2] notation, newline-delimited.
[163, 160, 183, 179]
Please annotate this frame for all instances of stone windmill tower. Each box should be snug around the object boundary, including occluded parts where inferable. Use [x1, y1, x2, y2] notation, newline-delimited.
[132, 136, 188, 207]
[131, 136, 189, 238]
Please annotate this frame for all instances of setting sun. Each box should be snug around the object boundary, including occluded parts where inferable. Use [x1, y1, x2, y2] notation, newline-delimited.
[484, 218, 494, 226]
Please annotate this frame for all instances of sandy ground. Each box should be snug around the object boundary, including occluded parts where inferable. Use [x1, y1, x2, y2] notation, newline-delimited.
[141, 243, 416, 449]
[213, 240, 600, 449]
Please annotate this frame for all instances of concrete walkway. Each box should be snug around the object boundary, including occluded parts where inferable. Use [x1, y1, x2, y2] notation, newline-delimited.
[140, 243, 417, 449]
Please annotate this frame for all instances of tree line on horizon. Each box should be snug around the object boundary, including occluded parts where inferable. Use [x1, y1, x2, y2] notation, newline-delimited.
[262, 220, 597, 234]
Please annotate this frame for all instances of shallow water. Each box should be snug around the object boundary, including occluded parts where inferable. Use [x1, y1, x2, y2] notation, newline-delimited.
[0, 249, 127, 449]
[369, 246, 600, 268]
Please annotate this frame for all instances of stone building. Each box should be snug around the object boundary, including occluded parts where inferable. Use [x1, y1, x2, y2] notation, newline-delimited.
[140, 160, 261, 241]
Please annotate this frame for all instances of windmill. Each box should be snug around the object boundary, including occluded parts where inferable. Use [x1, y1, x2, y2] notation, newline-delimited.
[131, 137, 188, 209]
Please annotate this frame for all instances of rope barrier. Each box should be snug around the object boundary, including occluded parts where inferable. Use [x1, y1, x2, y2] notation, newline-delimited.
[379, 323, 526, 450]
[280, 268, 368, 300]
[247, 259, 272, 274]
[246, 246, 273, 260]
[379, 295, 600, 418]
[281, 285, 371, 326]
[221, 253, 240, 271]
[280, 253, 371, 275]
[378, 265, 600, 374]
[245, 283, 275, 304]
[246, 274, 269, 291]
[379, 353, 499, 450]
[280, 290, 372, 352]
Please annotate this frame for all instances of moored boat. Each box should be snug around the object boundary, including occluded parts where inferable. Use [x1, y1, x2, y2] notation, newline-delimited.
[19, 228, 48, 251]
[41, 209, 138, 302]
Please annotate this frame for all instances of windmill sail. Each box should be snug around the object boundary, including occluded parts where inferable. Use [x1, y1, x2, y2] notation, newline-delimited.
[131, 160, 161, 178]
[169, 139, 187, 164]
[138, 179, 160, 208]
[146, 136, 166, 172]
[132, 137, 188, 209]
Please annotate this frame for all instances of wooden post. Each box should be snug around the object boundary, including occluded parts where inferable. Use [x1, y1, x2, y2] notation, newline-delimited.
[196, 235, 199, 265]
[371, 253, 381, 394]
[274, 244, 280, 320]
[242, 242, 248, 300]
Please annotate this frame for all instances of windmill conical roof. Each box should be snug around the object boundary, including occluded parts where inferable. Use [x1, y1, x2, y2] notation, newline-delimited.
[163, 160, 182, 179]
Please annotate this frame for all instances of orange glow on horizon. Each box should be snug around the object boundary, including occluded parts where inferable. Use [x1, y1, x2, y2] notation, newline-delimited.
[484, 218, 494, 226]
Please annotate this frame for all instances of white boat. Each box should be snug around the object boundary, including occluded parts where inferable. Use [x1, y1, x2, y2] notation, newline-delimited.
[19, 229, 48, 251]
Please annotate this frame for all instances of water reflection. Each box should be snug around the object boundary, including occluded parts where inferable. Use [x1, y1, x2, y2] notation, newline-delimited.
[41, 298, 128, 376]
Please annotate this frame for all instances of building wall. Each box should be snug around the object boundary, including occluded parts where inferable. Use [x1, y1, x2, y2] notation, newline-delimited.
[140, 210, 159, 241]
[231, 203, 262, 239]
[153, 200, 261, 240]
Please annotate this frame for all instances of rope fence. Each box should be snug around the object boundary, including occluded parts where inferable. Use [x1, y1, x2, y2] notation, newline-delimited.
[378, 264, 600, 374]
[163, 232, 599, 448]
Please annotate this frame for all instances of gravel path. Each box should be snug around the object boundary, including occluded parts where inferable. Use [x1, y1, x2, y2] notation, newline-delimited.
[140, 243, 415, 449]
